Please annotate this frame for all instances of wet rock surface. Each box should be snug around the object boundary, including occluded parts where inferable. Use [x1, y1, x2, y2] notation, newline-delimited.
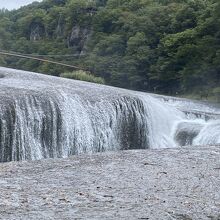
[0, 146, 220, 220]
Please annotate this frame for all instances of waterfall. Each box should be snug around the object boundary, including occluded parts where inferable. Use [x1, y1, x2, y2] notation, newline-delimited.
[0, 67, 220, 162]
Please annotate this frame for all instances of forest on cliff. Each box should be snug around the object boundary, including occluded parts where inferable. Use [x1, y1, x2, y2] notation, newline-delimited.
[0, 0, 219, 97]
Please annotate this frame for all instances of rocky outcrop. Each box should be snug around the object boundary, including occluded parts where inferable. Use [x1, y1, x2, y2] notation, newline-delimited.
[67, 25, 91, 54]
[55, 14, 65, 38]
[0, 146, 219, 219]
[30, 23, 45, 41]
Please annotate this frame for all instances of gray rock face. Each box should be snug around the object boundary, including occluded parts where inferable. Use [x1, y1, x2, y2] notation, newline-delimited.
[67, 25, 91, 53]
[0, 147, 219, 219]
[30, 23, 45, 41]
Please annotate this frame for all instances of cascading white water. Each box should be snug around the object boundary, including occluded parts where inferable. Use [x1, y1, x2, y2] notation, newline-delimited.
[137, 95, 185, 149]
[193, 120, 220, 145]
[0, 67, 220, 162]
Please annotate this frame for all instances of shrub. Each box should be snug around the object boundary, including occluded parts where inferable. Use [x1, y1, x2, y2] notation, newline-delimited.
[213, 87, 220, 102]
[60, 70, 105, 84]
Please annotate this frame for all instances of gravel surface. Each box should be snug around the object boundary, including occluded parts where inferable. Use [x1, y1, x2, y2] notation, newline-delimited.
[0, 146, 220, 220]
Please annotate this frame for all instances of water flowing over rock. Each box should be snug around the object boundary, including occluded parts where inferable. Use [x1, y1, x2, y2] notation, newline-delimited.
[0, 67, 220, 162]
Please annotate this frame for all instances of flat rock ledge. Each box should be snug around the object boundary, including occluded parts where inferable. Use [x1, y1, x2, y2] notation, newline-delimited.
[0, 146, 220, 220]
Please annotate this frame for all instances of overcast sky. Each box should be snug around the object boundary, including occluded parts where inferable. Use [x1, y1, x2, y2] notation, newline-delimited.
[1, 0, 42, 10]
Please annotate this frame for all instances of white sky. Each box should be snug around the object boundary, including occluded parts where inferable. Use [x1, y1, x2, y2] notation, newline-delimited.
[0, 0, 42, 10]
